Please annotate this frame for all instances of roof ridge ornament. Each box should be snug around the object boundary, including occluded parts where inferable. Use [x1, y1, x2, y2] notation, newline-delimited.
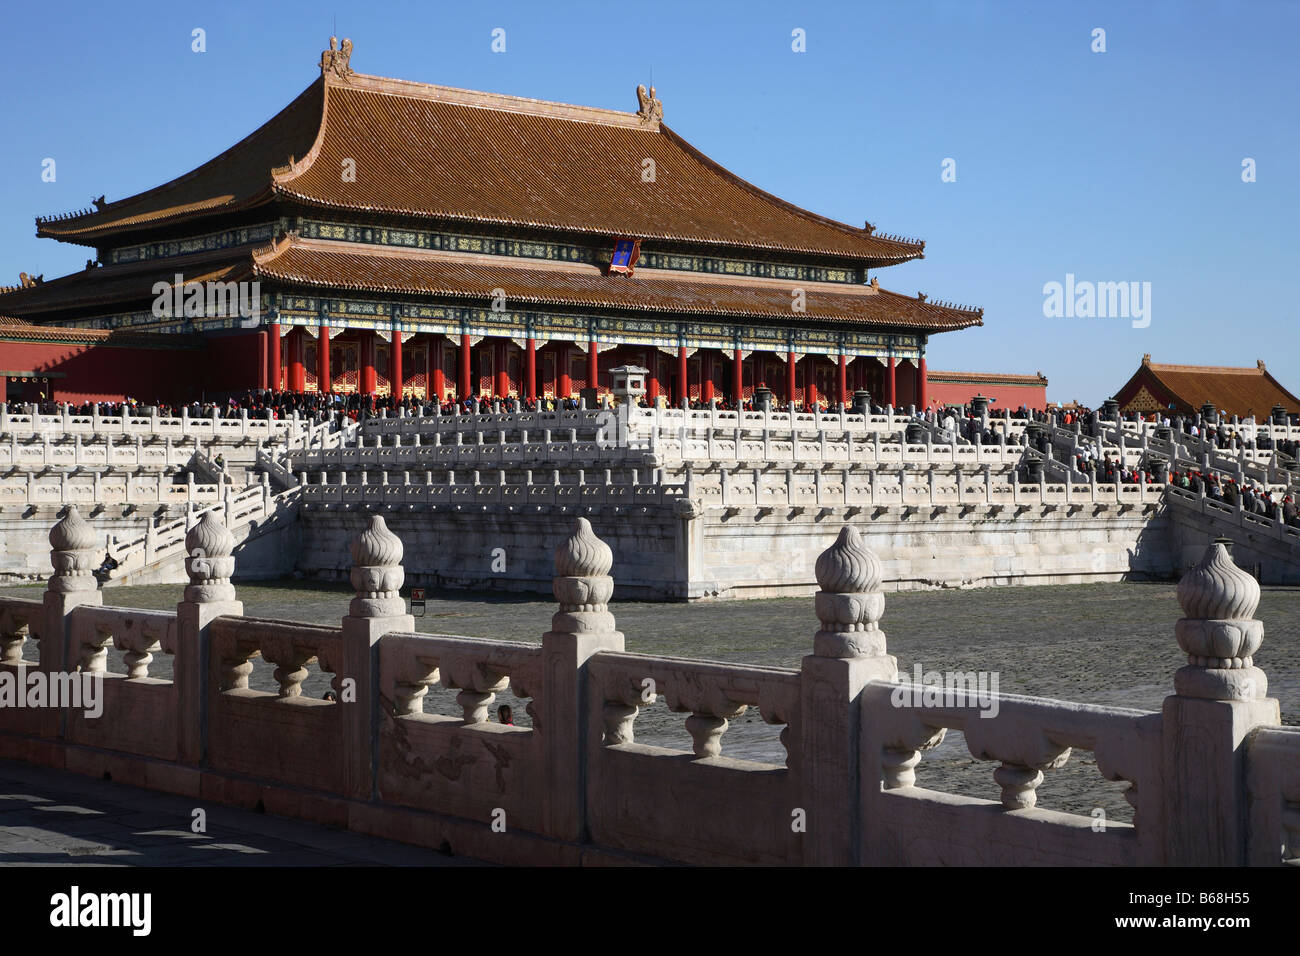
[635, 84, 663, 125]
[321, 36, 354, 80]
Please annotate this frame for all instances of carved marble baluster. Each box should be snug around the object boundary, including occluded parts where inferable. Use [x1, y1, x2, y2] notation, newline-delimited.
[273, 650, 316, 698]
[458, 687, 496, 724]
[116, 618, 170, 680]
[79, 624, 114, 674]
[510, 673, 540, 730]
[757, 693, 796, 771]
[1284, 802, 1300, 862]
[439, 654, 508, 724]
[685, 713, 730, 758]
[602, 701, 638, 745]
[393, 664, 439, 716]
[994, 763, 1046, 810]
[882, 722, 947, 790]
[122, 642, 156, 679]
[219, 641, 258, 691]
[0, 614, 29, 664]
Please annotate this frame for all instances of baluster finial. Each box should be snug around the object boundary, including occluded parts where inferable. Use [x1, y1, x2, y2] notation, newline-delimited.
[184, 510, 236, 604]
[48, 505, 99, 595]
[348, 515, 406, 618]
[1173, 541, 1267, 700]
[550, 517, 619, 639]
[813, 526, 890, 662]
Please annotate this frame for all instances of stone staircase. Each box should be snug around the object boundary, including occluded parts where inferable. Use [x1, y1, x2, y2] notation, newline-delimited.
[102, 480, 300, 584]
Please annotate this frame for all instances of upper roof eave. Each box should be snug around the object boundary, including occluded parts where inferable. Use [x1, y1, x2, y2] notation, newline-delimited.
[30, 45, 929, 268]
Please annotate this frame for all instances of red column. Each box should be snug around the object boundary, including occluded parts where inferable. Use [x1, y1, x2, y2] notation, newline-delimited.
[886, 356, 896, 408]
[646, 351, 659, 403]
[257, 331, 268, 391]
[678, 346, 688, 404]
[701, 352, 715, 404]
[559, 344, 572, 398]
[787, 351, 796, 408]
[838, 354, 848, 408]
[526, 338, 537, 402]
[732, 348, 743, 405]
[318, 324, 330, 394]
[289, 329, 305, 392]
[494, 341, 509, 398]
[429, 337, 442, 401]
[361, 332, 376, 395]
[391, 332, 403, 399]
[807, 359, 818, 409]
[918, 356, 928, 410]
[269, 322, 281, 391]
[459, 334, 472, 400]
[588, 340, 599, 395]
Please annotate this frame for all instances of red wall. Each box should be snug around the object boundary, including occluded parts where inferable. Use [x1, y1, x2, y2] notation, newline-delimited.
[200, 331, 265, 397]
[0, 340, 199, 404]
[927, 379, 1048, 412]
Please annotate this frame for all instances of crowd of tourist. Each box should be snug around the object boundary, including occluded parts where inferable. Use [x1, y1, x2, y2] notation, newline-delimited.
[6, 389, 1299, 527]
[1168, 467, 1299, 527]
[1070, 449, 1160, 484]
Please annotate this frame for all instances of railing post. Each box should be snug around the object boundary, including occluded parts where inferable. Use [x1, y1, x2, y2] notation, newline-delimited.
[545, 518, 624, 841]
[342, 516, 415, 800]
[1160, 542, 1280, 864]
[176, 511, 242, 765]
[41, 506, 104, 739]
[800, 527, 896, 865]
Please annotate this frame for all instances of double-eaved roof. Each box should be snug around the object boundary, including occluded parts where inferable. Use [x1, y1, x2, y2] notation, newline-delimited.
[11, 39, 983, 335]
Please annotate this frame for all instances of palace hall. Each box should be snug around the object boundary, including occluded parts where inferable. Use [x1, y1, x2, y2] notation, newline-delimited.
[0, 39, 986, 408]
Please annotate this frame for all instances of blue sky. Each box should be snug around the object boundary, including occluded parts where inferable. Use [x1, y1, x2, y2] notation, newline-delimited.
[2, 0, 1296, 405]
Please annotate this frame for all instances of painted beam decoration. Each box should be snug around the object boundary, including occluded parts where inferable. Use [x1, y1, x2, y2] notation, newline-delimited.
[60, 292, 926, 361]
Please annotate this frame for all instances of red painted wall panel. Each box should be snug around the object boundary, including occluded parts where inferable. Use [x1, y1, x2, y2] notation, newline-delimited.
[0, 340, 198, 404]
[926, 380, 1048, 412]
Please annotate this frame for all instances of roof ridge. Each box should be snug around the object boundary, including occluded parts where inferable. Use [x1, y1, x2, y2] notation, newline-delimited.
[333, 70, 657, 130]
[929, 370, 1048, 384]
[1148, 361, 1266, 374]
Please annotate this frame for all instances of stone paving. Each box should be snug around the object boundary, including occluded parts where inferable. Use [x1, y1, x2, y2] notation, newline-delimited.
[0, 760, 483, 866]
